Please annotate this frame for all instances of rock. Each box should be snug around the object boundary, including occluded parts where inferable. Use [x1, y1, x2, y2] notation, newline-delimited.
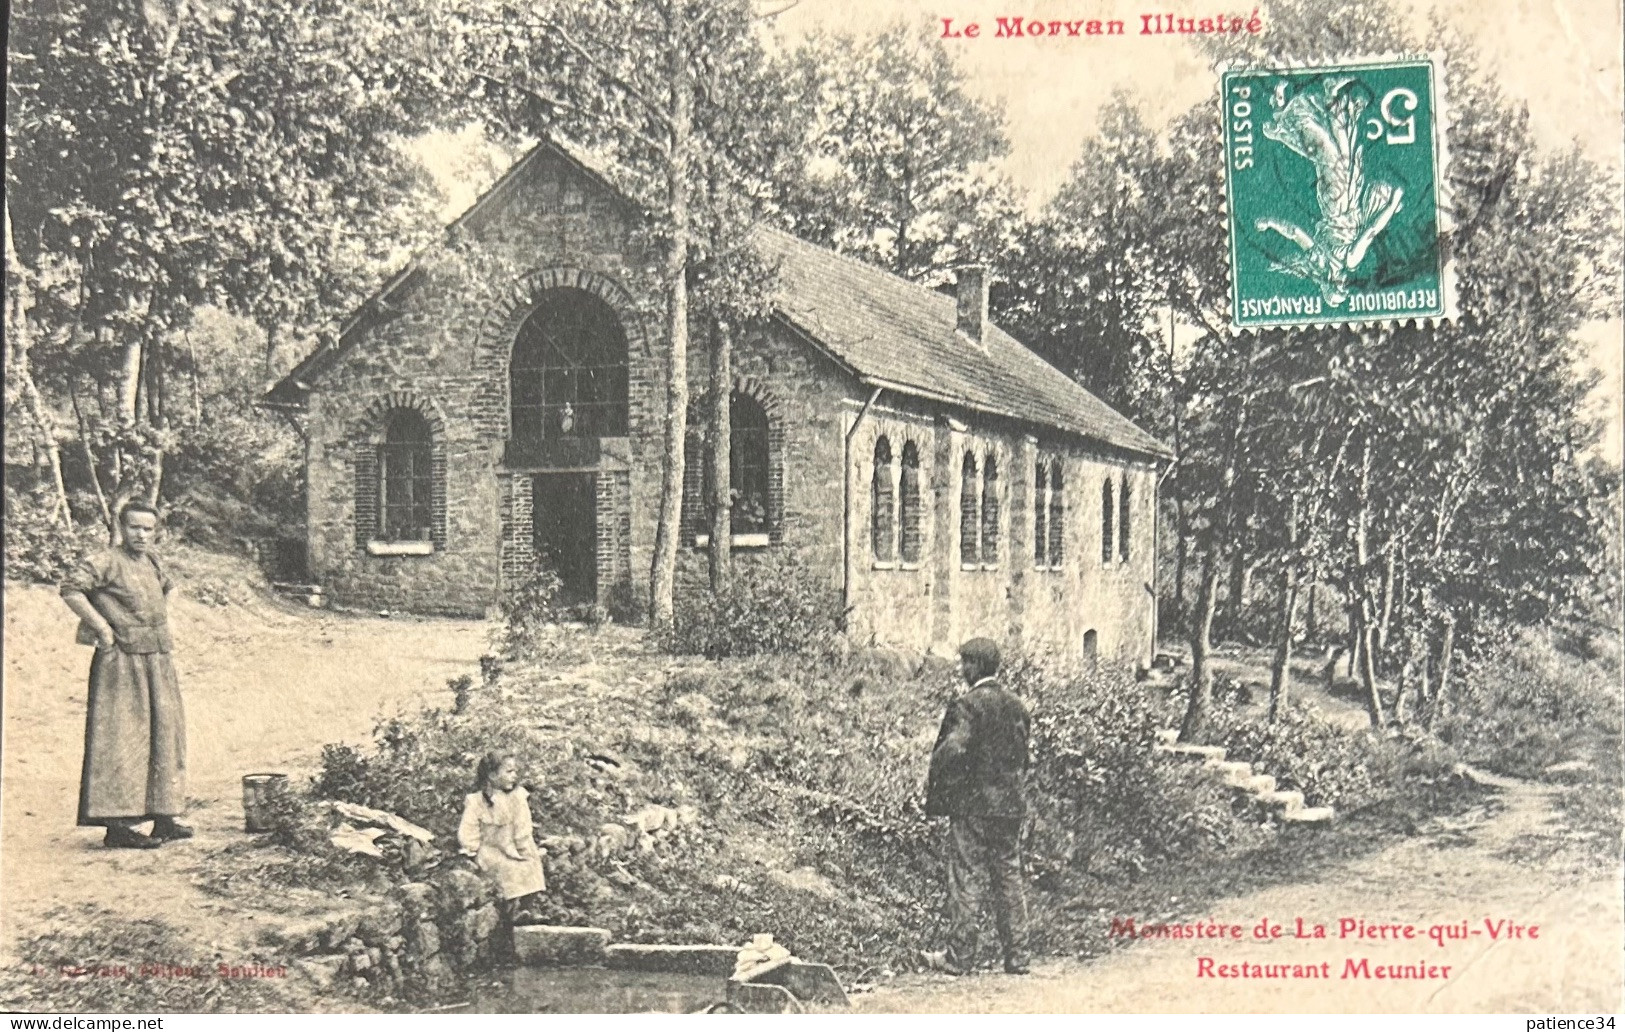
[293, 956, 345, 990]
[512, 925, 612, 966]
[596, 823, 633, 856]
[394, 882, 437, 918]
[318, 915, 361, 951]
[419, 955, 454, 992]
[464, 903, 500, 944]
[627, 804, 678, 834]
[405, 919, 441, 958]
[329, 800, 435, 842]
[605, 943, 741, 976]
[258, 916, 327, 954]
[366, 947, 384, 970]
[674, 805, 700, 827]
[356, 902, 404, 943]
[348, 950, 372, 975]
[329, 822, 387, 858]
[434, 867, 491, 911]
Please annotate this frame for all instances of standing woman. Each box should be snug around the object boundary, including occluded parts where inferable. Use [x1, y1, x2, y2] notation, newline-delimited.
[60, 501, 191, 849]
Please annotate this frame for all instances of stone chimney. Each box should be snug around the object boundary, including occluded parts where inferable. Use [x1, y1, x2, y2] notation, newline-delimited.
[955, 265, 988, 344]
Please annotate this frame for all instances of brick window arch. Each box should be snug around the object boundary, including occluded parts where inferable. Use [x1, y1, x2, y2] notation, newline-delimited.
[682, 388, 783, 545]
[1118, 474, 1132, 561]
[980, 453, 1000, 564]
[872, 436, 896, 561]
[1101, 476, 1116, 564]
[900, 441, 923, 563]
[960, 451, 979, 565]
[352, 394, 447, 551]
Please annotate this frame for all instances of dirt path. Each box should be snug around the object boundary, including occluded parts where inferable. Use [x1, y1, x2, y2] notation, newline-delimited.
[856, 773, 1624, 1013]
[0, 582, 491, 954]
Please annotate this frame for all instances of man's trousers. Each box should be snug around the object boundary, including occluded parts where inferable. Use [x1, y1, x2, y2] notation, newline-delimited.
[946, 814, 1030, 970]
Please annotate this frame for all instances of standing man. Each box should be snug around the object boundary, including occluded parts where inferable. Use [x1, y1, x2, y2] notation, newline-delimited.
[925, 637, 1032, 975]
[60, 501, 191, 849]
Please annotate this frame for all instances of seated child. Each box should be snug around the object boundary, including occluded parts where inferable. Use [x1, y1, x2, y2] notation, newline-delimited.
[457, 752, 546, 920]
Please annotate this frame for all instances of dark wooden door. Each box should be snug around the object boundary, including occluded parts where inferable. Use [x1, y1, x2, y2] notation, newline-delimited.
[532, 473, 597, 605]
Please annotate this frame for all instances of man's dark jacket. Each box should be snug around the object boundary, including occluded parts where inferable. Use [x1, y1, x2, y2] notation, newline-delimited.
[925, 679, 1031, 817]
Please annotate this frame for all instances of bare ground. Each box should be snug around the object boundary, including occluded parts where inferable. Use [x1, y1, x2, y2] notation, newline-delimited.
[855, 769, 1624, 1013]
[0, 581, 491, 965]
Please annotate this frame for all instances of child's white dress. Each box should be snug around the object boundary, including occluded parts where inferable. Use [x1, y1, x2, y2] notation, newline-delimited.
[457, 786, 546, 900]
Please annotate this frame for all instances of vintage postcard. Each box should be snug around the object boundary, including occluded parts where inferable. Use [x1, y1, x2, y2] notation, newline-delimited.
[3, 0, 1621, 1019]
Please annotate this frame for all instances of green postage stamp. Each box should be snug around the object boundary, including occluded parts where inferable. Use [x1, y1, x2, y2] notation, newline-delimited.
[1222, 57, 1452, 331]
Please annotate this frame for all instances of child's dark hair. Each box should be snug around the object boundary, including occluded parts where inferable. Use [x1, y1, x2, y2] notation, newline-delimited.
[474, 751, 512, 792]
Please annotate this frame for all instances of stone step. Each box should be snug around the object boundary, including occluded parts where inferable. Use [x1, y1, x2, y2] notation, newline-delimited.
[1259, 789, 1305, 813]
[1153, 728, 1179, 746]
[1205, 759, 1253, 783]
[1155, 743, 1227, 762]
[514, 925, 612, 967]
[605, 943, 740, 976]
[1280, 805, 1336, 825]
[1235, 773, 1277, 794]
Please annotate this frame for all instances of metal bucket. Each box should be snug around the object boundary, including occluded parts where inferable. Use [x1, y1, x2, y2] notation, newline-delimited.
[242, 773, 289, 832]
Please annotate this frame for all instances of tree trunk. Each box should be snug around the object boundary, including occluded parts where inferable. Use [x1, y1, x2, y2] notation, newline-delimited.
[707, 319, 732, 592]
[1181, 547, 1223, 742]
[4, 202, 72, 527]
[1427, 613, 1456, 730]
[1225, 537, 1249, 637]
[70, 378, 114, 533]
[1358, 617, 1385, 728]
[646, 21, 694, 634]
[1305, 582, 1319, 642]
[1268, 560, 1300, 722]
[1375, 543, 1396, 666]
[1180, 337, 1259, 742]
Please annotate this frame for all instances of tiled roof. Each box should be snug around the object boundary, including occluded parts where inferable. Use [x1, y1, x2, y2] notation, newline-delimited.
[755, 228, 1171, 459]
[266, 138, 1170, 460]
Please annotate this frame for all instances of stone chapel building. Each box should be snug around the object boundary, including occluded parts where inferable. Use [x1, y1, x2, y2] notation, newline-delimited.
[265, 138, 1172, 664]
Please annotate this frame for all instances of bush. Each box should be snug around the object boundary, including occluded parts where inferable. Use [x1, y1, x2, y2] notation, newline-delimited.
[1015, 658, 1255, 881]
[661, 555, 846, 659]
[3, 484, 95, 583]
[1211, 701, 1390, 809]
[496, 566, 565, 659]
[1437, 628, 1623, 778]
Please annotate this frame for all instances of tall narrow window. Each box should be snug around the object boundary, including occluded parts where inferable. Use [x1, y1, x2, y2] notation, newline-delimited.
[1101, 477, 1116, 564]
[379, 409, 433, 542]
[1118, 475, 1132, 561]
[960, 451, 979, 565]
[900, 442, 922, 563]
[871, 436, 896, 561]
[981, 455, 1000, 564]
[1034, 462, 1049, 567]
[1048, 461, 1064, 566]
[730, 392, 771, 534]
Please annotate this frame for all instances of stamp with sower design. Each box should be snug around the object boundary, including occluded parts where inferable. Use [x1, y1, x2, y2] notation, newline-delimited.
[1222, 58, 1451, 330]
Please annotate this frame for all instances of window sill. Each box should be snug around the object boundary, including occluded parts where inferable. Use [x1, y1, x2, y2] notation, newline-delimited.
[872, 560, 898, 570]
[899, 561, 921, 571]
[961, 562, 1001, 572]
[694, 532, 772, 549]
[367, 540, 435, 556]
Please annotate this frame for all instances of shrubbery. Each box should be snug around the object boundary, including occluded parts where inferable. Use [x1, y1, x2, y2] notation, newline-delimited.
[3, 484, 96, 583]
[1437, 628, 1623, 778]
[661, 555, 847, 659]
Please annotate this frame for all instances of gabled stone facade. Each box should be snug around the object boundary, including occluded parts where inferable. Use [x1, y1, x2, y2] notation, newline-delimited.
[272, 140, 1168, 665]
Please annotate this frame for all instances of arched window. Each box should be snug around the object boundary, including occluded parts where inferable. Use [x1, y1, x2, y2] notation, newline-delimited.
[899, 442, 922, 563]
[980, 454, 1000, 564]
[960, 451, 979, 565]
[510, 287, 629, 443]
[1101, 477, 1116, 564]
[730, 392, 770, 534]
[1118, 475, 1132, 562]
[871, 436, 896, 561]
[379, 409, 433, 542]
[1048, 461, 1064, 566]
[1082, 629, 1099, 666]
[1034, 462, 1049, 567]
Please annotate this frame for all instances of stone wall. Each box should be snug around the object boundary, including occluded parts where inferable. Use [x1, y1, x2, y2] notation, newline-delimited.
[301, 143, 1160, 660]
